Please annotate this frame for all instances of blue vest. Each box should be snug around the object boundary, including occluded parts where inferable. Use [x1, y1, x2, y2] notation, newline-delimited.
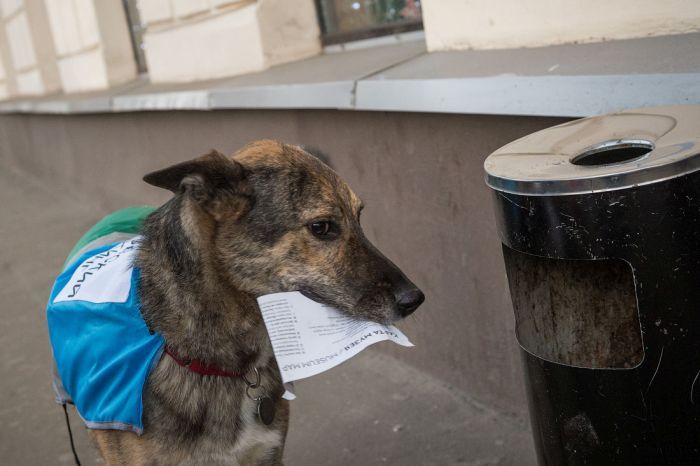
[47, 237, 164, 435]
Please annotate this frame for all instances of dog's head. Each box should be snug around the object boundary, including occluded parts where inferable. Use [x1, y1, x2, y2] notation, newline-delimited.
[143, 140, 424, 324]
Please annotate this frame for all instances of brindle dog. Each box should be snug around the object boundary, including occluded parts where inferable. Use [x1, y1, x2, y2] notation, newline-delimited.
[89, 140, 424, 465]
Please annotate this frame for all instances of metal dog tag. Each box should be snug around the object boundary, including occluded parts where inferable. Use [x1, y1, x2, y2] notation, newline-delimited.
[257, 396, 275, 425]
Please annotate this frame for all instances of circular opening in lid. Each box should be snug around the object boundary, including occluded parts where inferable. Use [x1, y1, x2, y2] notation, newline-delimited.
[571, 140, 654, 166]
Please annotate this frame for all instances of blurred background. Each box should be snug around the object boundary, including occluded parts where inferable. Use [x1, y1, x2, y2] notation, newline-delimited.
[0, 0, 698, 95]
[0, 1, 699, 465]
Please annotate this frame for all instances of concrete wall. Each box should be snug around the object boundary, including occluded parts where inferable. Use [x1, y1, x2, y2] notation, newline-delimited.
[422, 0, 700, 51]
[0, 35, 12, 98]
[1, 0, 698, 95]
[0, 0, 136, 98]
[0, 109, 568, 417]
[44, 0, 136, 93]
[138, 0, 321, 83]
[0, 0, 61, 96]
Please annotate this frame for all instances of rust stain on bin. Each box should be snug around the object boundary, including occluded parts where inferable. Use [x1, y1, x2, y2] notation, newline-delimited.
[503, 246, 643, 369]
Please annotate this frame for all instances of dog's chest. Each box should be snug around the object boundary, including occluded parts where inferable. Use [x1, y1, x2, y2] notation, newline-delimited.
[143, 354, 286, 464]
[209, 402, 284, 464]
[153, 393, 284, 464]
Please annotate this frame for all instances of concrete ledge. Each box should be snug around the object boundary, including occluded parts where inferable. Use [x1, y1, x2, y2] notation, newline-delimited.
[356, 73, 700, 117]
[210, 81, 356, 110]
[0, 34, 698, 117]
[112, 89, 210, 111]
[0, 94, 112, 114]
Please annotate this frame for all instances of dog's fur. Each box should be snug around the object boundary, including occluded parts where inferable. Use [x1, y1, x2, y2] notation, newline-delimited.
[88, 140, 424, 465]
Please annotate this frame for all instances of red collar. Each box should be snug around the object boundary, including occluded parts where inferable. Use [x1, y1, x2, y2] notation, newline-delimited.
[164, 346, 244, 378]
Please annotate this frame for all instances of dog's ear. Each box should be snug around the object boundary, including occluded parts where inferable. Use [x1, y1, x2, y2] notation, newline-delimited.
[144, 150, 244, 193]
[144, 151, 249, 218]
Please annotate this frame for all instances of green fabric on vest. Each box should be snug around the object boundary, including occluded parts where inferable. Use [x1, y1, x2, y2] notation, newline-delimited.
[63, 206, 155, 269]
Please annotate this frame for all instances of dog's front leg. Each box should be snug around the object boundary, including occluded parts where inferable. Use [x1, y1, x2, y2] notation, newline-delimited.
[89, 429, 158, 465]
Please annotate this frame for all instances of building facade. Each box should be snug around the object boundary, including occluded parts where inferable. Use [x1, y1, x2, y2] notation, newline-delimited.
[0, 0, 698, 96]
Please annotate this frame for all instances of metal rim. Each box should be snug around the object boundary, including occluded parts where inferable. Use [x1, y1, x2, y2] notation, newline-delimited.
[570, 139, 655, 166]
[486, 142, 700, 196]
[484, 107, 700, 196]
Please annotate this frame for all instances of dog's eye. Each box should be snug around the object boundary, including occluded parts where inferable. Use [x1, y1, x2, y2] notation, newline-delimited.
[308, 221, 339, 239]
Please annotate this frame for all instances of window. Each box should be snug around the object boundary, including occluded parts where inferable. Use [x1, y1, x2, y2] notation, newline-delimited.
[122, 0, 147, 74]
[316, 0, 423, 45]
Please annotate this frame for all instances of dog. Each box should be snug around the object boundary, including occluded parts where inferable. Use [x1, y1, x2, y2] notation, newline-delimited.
[58, 140, 424, 464]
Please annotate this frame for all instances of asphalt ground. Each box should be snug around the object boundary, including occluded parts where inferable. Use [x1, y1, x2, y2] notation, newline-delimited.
[0, 166, 536, 465]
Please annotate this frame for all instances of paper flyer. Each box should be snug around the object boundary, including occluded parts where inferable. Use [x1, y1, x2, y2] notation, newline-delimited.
[257, 291, 413, 386]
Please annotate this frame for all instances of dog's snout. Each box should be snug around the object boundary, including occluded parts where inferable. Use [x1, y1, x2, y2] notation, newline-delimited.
[362, 237, 424, 319]
[395, 288, 425, 317]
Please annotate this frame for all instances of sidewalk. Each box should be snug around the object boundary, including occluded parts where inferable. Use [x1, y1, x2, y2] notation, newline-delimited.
[0, 166, 536, 465]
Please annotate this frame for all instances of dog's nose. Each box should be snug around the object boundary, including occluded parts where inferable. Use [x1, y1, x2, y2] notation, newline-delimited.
[395, 288, 425, 317]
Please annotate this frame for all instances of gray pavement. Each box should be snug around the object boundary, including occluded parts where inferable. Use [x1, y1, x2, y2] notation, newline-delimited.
[0, 166, 536, 465]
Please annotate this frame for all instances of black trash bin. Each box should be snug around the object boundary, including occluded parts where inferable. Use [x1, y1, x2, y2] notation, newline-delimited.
[484, 106, 700, 466]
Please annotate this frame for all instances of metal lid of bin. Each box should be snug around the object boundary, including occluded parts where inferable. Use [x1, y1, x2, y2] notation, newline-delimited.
[484, 105, 700, 196]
